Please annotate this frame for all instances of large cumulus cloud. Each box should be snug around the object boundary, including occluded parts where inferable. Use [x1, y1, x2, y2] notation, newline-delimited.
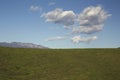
[73, 6, 111, 34]
[41, 8, 76, 26]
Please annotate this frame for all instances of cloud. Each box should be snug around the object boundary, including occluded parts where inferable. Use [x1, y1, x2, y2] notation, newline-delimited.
[71, 36, 97, 43]
[46, 36, 66, 41]
[41, 8, 76, 26]
[72, 24, 103, 34]
[73, 6, 111, 34]
[79, 6, 111, 26]
[42, 6, 111, 44]
[29, 5, 42, 12]
[49, 2, 56, 6]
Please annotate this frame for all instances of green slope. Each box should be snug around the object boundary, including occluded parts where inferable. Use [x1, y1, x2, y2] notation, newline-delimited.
[0, 47, 120, 80]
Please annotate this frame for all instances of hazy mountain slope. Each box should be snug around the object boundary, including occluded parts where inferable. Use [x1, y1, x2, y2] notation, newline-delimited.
[0, 42, 48, 49]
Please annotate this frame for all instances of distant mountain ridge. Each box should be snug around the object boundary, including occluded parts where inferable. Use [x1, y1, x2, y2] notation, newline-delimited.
[0, 42, 48, 49]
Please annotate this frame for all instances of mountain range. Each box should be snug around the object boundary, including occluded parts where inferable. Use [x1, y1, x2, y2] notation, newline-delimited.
[0, 42, 48, 49]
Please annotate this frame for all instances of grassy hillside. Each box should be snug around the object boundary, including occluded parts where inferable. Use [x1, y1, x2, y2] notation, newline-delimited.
[0, 47, 120, 80]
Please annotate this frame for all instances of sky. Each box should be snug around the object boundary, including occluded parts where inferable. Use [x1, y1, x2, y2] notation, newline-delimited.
[0, 0, 120, 48]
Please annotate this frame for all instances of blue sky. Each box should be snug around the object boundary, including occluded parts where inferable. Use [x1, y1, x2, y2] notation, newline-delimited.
[0, 0, 120, 48]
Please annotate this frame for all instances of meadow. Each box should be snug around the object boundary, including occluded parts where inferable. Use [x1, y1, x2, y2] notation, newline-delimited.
[0, 47, 120, 80]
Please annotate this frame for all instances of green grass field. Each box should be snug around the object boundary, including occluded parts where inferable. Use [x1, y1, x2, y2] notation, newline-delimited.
[0, 47, 120, 80]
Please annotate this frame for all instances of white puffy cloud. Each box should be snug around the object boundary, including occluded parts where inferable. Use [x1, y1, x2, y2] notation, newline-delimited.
[79, 6, 111, 26]
[30, 5, 42, 12]
[73, 6, 111, 34]
[72, 25, 103, 34]
[71, 36, 97, 43]
[46, 36, 66, 41]
[42, 8, 76, 26]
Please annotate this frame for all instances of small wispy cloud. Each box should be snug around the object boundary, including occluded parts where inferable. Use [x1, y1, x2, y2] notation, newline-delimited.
[46, 36, 66, 41]
[29, 5, 42, 12]
[49, 2, 56, 6]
